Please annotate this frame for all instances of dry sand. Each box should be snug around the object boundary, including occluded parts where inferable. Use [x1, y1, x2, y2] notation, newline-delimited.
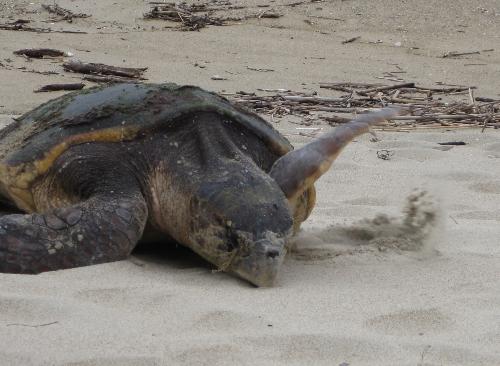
[0, 1, 499, 365]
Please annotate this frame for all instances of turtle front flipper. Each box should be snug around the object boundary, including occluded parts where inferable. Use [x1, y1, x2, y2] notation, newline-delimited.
[270, 107, 404, 204]
[0, 190, 148, 274]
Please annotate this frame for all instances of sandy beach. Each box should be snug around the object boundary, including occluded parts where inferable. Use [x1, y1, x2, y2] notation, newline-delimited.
[0, 1, 499, 365]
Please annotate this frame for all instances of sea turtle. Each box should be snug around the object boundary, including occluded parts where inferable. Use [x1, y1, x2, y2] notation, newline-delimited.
[0, 83, 399, 286]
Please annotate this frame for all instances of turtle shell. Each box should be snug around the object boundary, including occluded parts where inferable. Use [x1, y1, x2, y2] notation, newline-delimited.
[0, 83, 292, 210]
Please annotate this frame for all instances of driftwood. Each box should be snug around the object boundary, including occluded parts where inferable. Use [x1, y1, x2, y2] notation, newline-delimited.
[63, 60, 147, 79]
[14, 48, 67, 58]
[227, 81, 500, 130]
[35, 83, 85, 93]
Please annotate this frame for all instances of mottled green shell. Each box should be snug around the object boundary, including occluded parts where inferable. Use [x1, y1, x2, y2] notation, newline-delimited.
[0, 83, 292, 168]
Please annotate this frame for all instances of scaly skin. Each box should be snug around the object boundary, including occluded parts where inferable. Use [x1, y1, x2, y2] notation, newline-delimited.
[0, 190, 147, 274]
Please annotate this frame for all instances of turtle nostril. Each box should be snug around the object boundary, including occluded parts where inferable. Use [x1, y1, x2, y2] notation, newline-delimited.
[266, 249, 280, 259]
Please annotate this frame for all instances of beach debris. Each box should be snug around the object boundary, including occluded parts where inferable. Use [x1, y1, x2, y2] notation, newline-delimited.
[257, 88, 291, 93]
[246, 66, 275, 72]
[63, 60, 147, 80]
[0, 19, 44, 32]
[437, 141, 466, 146]
[35, 83, 85, 93]
[13, 48, 70, 59]
[144, 3, 225, 30]
[194, 62, 206, 68]
[6, 321, 59, 328]
[0, 19, 87, 33]
[144, 2, 282, 31]
[342, 36, 360, 44]
[82, 75, 141, 84]
[442, 49, 494, 58]
[475, 97, 499, 102]
[286, 1, 307, 6]
[377, 150, 395, 160]
[211, 75, 228, 80]
[257, 10, 282, 19]
[41, 3, 91, 23]
[227, 81, 499, 129]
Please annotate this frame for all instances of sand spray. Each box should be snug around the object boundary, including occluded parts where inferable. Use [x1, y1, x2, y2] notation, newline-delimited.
[291, 188, 445, 261]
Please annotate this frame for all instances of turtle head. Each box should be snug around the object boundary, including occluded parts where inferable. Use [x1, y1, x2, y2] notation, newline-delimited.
[185, 164, 294, 287]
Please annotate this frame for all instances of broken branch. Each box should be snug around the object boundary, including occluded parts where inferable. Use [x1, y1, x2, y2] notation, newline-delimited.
[63, 60, 147, 79]
[14, 48, 68, 58]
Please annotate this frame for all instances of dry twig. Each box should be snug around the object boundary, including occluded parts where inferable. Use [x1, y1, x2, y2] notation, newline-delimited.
[227, 81, 499, 130]
[342, 36, 360, 44]
[82, 75, 140, 84]
[42, 4, 91, 23]
[7, 321, 58, 327]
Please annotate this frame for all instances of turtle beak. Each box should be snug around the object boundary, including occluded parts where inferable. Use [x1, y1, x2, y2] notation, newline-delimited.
[269, 107, 404, 203]
[228, 233, 287, 287]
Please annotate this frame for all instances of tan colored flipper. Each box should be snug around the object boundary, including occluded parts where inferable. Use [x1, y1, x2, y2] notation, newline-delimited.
[270, 107, 403, 202]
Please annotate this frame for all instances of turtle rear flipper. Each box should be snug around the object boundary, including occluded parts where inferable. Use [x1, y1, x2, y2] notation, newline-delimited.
[0, 190, 147, 274]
